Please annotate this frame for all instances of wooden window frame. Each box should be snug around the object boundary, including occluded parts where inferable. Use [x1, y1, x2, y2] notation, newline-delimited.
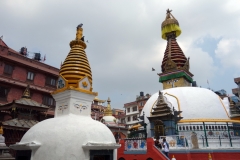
[27, 71, 35, 81]
[3, 64, 14, 75]
[0, 86, 9, 101]
[45, 76, 57, 87]
[42, 95, 55, 107]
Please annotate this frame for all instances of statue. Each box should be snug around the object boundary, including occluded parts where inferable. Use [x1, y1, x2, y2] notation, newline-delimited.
[77, 23, 83, 29]
[191, 132, 199, 149]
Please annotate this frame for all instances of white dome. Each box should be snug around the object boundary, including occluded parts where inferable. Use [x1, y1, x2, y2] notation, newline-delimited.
[102, 116, 116, 123]
[20, 114, 116, 160]
[142, 87, 231, 136]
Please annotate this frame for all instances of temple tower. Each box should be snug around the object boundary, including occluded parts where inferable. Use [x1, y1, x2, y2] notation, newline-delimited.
[158, 9, 194, 89]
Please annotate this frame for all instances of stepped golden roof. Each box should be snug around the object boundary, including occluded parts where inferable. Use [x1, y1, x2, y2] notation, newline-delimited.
[59, 24, 92, 88]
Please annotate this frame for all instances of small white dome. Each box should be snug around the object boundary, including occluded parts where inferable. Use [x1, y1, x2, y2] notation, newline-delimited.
[102, 116, 116, 123]
[20, 114, 116, 160]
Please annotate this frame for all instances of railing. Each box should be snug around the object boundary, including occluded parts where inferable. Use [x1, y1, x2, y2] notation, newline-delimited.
[124, 138, 147, 151]
[160, 135, 189, 149]
[176, 123, 240, 148]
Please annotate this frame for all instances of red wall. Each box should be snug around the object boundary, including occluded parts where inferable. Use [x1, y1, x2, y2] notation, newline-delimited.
[7, 87, 23, 102]
[32, 92, 43, 104]
[118, 138, 168, 160]
[169, 152, 240, 160]
[0, 62, 4, 75]
[118, 138, 240, 160]
[12, 66, 27, 82]
[34, 73, 46, 87]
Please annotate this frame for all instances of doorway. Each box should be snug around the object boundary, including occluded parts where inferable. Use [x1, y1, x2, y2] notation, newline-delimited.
[90, 150, 113, 160]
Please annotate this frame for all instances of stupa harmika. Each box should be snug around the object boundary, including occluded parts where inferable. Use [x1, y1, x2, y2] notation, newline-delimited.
[10, 24, 120, 160]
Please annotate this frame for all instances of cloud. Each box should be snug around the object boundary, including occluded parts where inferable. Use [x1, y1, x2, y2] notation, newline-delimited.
[215, 38, 240, 69]
[1, 0, 240, 107]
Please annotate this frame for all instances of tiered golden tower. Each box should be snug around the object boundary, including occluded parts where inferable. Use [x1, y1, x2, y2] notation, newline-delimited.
[159, 9, 194, 89]
[53, 24, 97, 96]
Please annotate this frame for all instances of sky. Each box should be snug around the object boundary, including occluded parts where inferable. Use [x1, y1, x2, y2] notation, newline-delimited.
[1, 0, 240, 109]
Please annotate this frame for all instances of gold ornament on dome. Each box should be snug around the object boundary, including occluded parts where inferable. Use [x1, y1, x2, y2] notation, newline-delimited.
[82, 81, 88, 87]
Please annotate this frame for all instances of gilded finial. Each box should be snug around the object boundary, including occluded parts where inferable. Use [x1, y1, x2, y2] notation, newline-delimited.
[0, 126, 3, 135]
[22, 85, 31, 99]
[104, 97, 113, 116]
[76, 24, 83, 41]
[107, 97, 111, 104]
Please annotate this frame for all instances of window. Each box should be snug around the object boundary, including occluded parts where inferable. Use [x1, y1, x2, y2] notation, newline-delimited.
[127, 116, 131, 122]
[127, 108, 130, 113]
[46, 77, 56, 87]
[0, 86, 8, 99]
[43, 95, 55, 106]
[4, 64, 13, 75]
[132, 106, 137, 112]
[133, 115, 137, 121]
[27, 71, 34, 81]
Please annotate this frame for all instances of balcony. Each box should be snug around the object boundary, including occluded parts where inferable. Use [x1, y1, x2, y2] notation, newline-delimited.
[232, 88, 239, 96]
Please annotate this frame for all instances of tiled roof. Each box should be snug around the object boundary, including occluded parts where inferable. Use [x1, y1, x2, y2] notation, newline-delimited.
[15, 98, 49, 109]
[2, 118, 38, 129]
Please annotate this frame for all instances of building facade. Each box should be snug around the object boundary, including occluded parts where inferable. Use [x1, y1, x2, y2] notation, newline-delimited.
[124, 92, 151, 128]
[0, 38, 59, 110]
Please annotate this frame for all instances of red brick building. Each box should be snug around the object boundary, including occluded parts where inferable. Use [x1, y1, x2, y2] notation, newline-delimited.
[0, 38, 59, 153]
[0, 39, 59, 109]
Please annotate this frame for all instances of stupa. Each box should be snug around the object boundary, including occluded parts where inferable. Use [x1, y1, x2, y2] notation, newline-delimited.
[141, 9, 240, 149]
[10, 24, 120, 160]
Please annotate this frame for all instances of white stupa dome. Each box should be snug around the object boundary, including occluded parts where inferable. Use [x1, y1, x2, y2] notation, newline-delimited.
[19, 114, 116, 160]
[102, 116, 116, 123]
[142, 87, 232, 136]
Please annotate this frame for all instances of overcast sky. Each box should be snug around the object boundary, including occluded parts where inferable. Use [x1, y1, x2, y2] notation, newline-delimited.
[1, 0, 240, 109]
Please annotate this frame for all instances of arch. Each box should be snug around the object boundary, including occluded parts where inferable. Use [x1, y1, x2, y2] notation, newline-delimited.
[146, 158, 153, 160]
[118, 158, 125, 160]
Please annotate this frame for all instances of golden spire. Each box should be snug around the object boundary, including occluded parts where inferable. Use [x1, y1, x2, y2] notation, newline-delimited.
[104, 97, 113, 116]
[0, 126, 3, 135]
[22, 85, 31, 99]
[161, 9, 181, 40]
[59, 24, 92, 88]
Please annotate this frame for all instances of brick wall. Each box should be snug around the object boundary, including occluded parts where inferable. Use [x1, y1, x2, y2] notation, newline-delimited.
[12, 66, 27, 81]
[7, 87, 23, 102]
[34, 73, 46, 87]
[32, 92, 43, 104]
[0, 61, 4, 75]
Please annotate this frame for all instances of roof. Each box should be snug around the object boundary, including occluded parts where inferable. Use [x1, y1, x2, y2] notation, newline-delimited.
[124, 101, 138, 107]
[0, 98, 49, 111]
[0, 40, 59, 76]
[2, 118, 38, 129]
[0, 38, 8, 48]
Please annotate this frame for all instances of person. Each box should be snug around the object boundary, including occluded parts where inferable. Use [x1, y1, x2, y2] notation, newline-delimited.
[154, 137, 162, 149]
[162, 138, 169, 158]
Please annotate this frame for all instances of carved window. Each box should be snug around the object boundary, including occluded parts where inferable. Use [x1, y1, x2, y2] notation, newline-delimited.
[4, 64, 13, 75]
